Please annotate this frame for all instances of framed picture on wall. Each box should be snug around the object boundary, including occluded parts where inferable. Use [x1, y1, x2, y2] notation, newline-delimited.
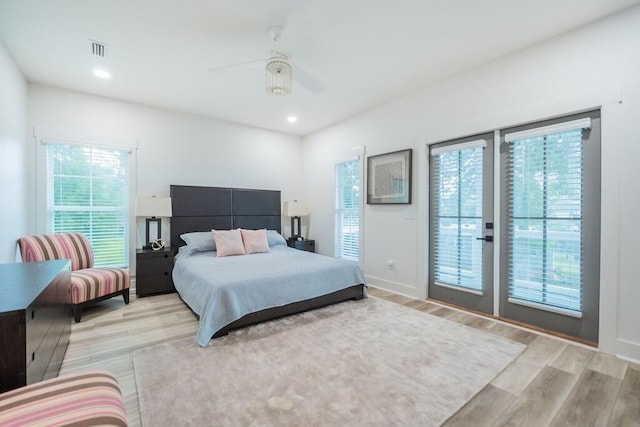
[367, 148, 412, 204]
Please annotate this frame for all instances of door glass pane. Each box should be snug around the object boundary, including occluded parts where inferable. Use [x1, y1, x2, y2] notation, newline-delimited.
[508, 129, 583, 312]
[433, 146, 483, 291]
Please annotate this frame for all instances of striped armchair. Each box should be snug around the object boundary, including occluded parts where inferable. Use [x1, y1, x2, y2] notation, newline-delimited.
[19, 233, 130, 322]
[0, 370, 127, 426]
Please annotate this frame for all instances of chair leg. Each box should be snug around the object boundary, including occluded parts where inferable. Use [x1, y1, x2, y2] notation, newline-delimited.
[123, 289, 130, 304]
[73, 305, 82, 323]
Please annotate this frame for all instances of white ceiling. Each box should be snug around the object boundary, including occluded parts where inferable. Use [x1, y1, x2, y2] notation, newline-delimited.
[1, 0, 638, 136]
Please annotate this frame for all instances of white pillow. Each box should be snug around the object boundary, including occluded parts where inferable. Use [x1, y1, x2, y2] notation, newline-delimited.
[212, 229, 246, 257]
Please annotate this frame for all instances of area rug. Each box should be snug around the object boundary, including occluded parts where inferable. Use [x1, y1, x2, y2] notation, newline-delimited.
[133, 297, 524, 426]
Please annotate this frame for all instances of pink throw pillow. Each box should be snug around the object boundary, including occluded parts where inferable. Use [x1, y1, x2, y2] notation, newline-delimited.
[212, 229, 246, 257]
[240, 229, 270, 254]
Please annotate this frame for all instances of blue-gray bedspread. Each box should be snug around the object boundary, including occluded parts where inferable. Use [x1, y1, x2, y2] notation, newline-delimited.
[173, 245, 367, 346]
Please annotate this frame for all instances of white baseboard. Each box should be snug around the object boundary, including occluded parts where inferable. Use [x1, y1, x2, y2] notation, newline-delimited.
[612, 338, 640, 363]
[365, 275, 420, 300]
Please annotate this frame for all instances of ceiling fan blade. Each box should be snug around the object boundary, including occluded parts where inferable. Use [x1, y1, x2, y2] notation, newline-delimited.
[281, 11, 308, 47]
[208, 59, 263, 74]
[292, 63, 326, 94]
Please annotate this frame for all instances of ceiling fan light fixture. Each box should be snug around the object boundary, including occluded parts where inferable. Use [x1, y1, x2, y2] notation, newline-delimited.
[265, 56, 292, 96]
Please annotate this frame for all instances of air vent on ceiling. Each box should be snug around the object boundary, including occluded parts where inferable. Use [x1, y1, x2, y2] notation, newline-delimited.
[90, 40, 107, 58]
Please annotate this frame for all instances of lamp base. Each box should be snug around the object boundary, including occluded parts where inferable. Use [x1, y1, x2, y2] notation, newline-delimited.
[145, 217, 162, 249]
[290, 216, 303, 241]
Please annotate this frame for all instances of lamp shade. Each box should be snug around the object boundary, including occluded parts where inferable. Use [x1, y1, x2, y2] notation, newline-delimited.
[135, 197, 172, 217]
[283, 200, 309, 217]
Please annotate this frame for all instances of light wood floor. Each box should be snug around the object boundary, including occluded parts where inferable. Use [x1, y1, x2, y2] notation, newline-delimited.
[59, 284, 640, 426]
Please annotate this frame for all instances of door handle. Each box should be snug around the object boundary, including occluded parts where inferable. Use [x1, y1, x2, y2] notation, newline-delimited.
[476, 236, 493, 242]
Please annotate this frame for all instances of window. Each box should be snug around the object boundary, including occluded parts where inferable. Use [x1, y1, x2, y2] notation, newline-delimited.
[505, 118, 588, 314]
[431, 141, 485, 291]
[46, 142, 130, 267]
[335, 159, 360, 262]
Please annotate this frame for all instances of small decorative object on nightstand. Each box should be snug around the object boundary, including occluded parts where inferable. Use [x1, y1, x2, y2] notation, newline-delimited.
[136, 247, 174, 296]
[287, 238, 315, 253]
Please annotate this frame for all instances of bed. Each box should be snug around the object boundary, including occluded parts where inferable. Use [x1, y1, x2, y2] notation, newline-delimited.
[170, 185, 367, 346]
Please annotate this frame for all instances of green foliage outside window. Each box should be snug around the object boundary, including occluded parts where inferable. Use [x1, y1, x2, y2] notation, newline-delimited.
[47, 143, 129, 268]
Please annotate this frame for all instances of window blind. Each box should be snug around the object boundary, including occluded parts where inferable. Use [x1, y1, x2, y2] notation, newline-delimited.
[46, 142, 129, 268]
[431, 139, 486, 156]
[432, 145, 484, 291]
[506, 125, 584, 314]
[335, 159, 360, 262]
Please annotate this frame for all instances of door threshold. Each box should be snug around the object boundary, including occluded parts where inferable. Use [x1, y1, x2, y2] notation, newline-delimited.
[428, 298, 598, 348]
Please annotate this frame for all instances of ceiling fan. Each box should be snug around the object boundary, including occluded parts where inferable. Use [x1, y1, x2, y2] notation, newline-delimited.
[208, 26, 325, 96]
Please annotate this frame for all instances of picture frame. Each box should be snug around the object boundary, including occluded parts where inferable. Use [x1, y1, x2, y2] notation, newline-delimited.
[367, 148, 412, 204]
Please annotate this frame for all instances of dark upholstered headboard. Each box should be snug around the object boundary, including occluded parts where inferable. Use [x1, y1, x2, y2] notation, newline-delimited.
[170, 185, 281, 247]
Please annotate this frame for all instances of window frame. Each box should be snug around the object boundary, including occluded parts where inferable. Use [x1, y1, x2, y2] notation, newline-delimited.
[42, 139, 132, 268]
[431, 141, 486, 292]
[505, 124, 585, 315]
[334, 156, 363, 264]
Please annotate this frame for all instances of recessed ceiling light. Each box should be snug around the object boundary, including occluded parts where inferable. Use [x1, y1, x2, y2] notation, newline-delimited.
[93, 69, 111, 79]
[287, 116, 298, 123]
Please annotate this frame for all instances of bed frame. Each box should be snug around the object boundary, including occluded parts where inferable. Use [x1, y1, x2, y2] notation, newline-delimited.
[169, 185, 365, 338]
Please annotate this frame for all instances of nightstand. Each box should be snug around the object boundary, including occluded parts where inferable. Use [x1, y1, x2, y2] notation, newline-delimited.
[287, 239, 315, 253]
[136, 247, 174, 296]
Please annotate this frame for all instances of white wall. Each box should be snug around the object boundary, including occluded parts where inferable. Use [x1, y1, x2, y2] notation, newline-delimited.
[0, 41, 28, 263]
[27, 84, 303, 267]
[302, 6, 640, 360]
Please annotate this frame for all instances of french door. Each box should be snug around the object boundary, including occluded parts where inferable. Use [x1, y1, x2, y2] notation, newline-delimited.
[428, 133, 494, 315]
[499, 111, 600, 343]
[428, 111, 600, 343]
